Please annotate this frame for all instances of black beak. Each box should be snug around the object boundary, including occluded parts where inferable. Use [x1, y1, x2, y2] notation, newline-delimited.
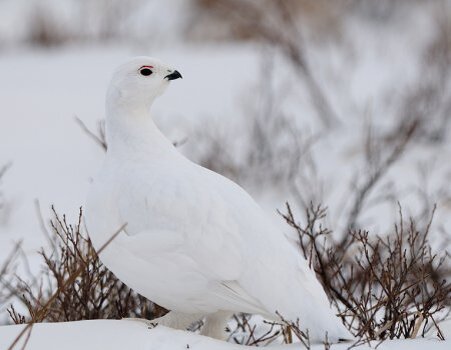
[165, 70, 182, 81]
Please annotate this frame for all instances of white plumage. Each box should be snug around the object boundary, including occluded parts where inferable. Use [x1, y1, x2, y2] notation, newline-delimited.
[85, 57, 350, 343]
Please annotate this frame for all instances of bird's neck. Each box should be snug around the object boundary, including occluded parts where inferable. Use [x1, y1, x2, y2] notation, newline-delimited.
[105, 101, 174, 158]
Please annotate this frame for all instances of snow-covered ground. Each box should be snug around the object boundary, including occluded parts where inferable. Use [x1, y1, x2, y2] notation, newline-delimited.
[0, 320, 450, 350]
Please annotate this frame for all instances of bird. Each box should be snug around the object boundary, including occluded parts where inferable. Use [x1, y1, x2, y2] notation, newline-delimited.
[85, 56, 351, 343]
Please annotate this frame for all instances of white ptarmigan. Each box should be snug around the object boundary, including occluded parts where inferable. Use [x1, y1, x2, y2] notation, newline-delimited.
[85, 57, 351, 343]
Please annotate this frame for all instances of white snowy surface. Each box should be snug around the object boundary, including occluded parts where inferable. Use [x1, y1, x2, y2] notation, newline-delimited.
[0, 320, 450, 350]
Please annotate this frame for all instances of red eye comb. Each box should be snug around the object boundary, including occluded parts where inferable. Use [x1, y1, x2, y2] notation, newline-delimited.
[140, 65, 154, 69]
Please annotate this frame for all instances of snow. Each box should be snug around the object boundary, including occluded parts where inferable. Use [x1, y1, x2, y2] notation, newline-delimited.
[0, 320, 449, 350]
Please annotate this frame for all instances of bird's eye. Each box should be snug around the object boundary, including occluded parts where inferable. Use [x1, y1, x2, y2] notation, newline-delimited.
[140, 68, 153, 76]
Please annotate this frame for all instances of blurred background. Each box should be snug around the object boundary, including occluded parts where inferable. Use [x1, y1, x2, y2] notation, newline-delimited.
[1, 0, 451, 274]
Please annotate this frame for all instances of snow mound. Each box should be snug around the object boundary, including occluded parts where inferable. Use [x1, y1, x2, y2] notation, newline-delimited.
[0, 320, 449, 350]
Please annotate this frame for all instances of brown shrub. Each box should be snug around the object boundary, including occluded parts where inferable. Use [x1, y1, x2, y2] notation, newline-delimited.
[5, 207, 167, 325]
[281, 202, 450, 342]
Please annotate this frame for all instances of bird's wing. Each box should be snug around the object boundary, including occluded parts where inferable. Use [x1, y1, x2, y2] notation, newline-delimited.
[110, 162, 275, 313]
[112, 224, 269, 315]
[119, 171, 245, 276]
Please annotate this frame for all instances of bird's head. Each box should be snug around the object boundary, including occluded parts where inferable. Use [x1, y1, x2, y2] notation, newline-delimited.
[106, 56, 182, 111]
